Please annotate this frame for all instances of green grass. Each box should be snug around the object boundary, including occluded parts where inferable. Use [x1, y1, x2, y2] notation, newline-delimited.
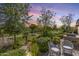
[0, 49, 26, 56]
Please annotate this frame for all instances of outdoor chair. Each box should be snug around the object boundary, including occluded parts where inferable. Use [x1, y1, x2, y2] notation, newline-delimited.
[62, 40, 74, 56]
[48, 42, 60, 56]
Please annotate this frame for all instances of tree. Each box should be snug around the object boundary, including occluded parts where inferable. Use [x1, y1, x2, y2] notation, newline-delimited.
[20, 4, 33, 27]
[37, 8, 56, 26]
[0, 26, 5, 41]
[3, 4, 31, 45]
[37, 8, 56, 36]
[0, 4, 7, 40]
[60, 14, 73, 32]
[19, 4, 33, 44]
[29, 24, 38, 33]
[52, 20, 57, 29]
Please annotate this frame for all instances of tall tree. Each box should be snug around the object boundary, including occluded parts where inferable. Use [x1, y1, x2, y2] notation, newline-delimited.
[60, 14, 73, 32]
[37, 8, 56, 36]
[37, 8, 56, 26]
[3, 4, 31, 45]
[19, 4, 33, 44]
[0, 4, 7, 40]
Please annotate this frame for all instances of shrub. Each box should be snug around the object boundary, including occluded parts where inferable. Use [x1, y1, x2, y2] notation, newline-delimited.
[13, 35, 25, 49]
[0, 49, 26, 56]
[30, 43, 39, 56]
[37, 37, 50, 53]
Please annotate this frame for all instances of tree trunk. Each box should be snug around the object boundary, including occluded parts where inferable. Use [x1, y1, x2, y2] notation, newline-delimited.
[12, 34, 17, 49]
[24, 32, 28, 45]
[25, 36, 28, 44]
[14, 34, 16, 44]
[1, 33, 4, 40]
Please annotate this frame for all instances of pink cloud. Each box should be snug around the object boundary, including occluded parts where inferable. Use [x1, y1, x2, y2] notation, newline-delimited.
[29, 12, 40, 16]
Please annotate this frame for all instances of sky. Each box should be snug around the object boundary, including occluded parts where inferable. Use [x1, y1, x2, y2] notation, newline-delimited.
[29, 3, 79, 27]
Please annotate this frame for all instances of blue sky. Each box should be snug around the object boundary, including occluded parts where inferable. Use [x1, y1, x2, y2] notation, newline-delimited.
[29, 3, 79, 27]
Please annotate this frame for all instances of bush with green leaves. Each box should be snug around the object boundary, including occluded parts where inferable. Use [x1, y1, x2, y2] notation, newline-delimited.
[0, 49, 26, 56]
[51, 29, 64, 44]
[37, 37, 50, 53]
[12, 34, 26, 49]
[0, 49, 9, 53]
[30, 43, 39, 56]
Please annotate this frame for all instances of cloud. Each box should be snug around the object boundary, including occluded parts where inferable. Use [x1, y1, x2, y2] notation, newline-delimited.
[29, 12, 39, 16]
